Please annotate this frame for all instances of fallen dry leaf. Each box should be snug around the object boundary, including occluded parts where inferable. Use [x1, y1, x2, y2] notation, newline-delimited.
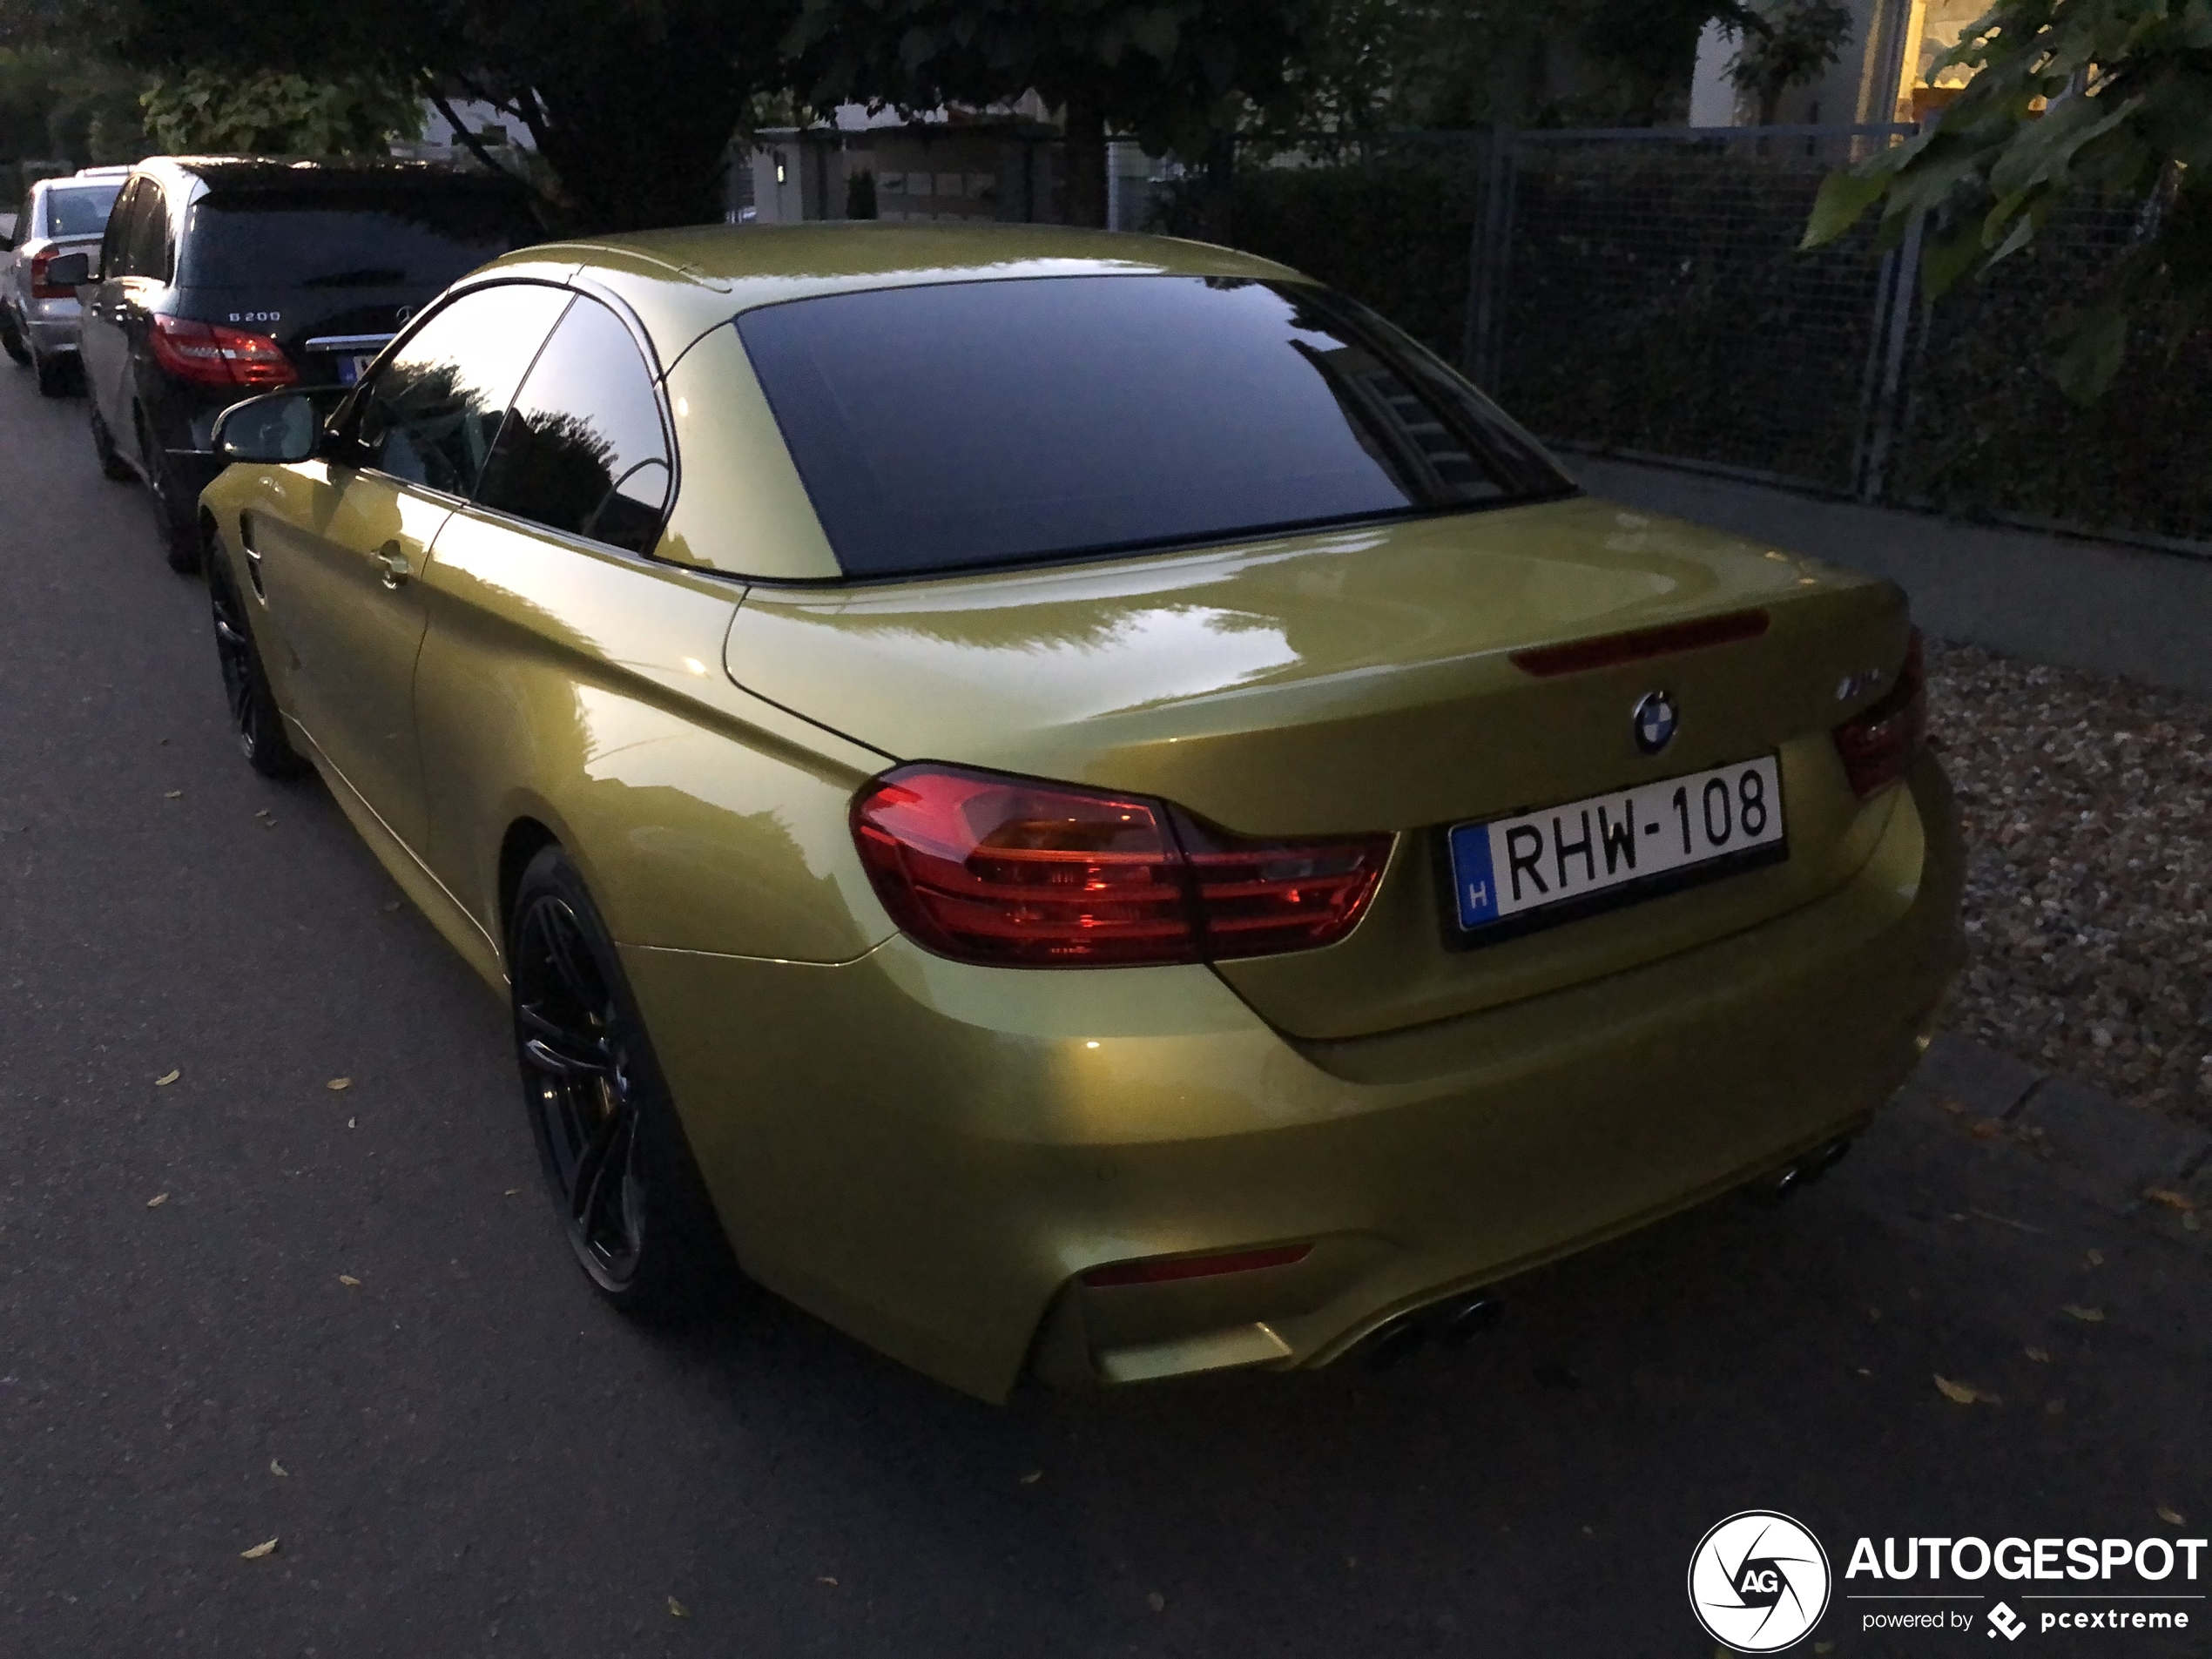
[381, 900, 401, 912]
[163, 790, 182, 799]
[1020, 1469, 1042, 1486]
[666, 1596, 688, 1618]
[2061, 1305, 2106, 1324]
[145, 1193, 168, 1209]
[260, 819, 276, 829]
[502, 1188, 518, 1197]
[816, 1575, 837, 1588]
[2085, 1249, 2105, 1266]
[239, 1537, 278, 1561]
[2157, 1506, 2186, 1526]
[1936, 1096, 1969, 1116]
[1970, 1117, 2004, 1140]
[269, 1459, 288, 1478]
[326, 1077, 351, 1092]
[2144, 1188, 2194, 1213]
[2026, 1346, 2051, 1363]
[253, 808, 269, 818]
[337, 1274, 361, 1288]
[347, 1117, 356, 1130]
[1934, 1374, 2000, 1406]
[154, 1069, 180, 1087]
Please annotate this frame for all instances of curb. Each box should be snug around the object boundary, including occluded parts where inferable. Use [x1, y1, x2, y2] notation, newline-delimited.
[1903, 1035, 2209, 1243]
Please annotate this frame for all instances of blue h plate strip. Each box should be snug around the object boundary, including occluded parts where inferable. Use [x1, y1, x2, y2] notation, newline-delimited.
[1449, 822, 1501, 928]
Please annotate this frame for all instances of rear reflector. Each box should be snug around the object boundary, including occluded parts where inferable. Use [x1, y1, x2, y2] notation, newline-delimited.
[1510, 609, 1770, 678]
[1082, 1244, 1312, 1289]
[1833, 628, 1927, 798]
[851, 764, 1390, 968]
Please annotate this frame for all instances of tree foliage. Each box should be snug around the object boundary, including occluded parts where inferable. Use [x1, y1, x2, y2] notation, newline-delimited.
[1723, 0, 1854, 125]
[1804, 0, 2212, 401]
[787, 0, 1332, 226]
[139, 67, 420, 157]
[19, 0, 801, 231]
[0, 44, 151, 165]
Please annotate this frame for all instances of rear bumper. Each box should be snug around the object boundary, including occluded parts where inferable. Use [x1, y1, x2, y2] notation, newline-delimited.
[25, 313, 78, 354]
[625, 756, 1963, 1401]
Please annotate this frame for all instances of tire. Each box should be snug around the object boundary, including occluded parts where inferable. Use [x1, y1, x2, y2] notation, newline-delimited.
[509, 846, 728, 1319]
[0, 306, 28, 366]
[88, 404, 134, 482]
[208, 559, 307, 779]
[33, 347, 72, 397]
[144, 448, 200, 574]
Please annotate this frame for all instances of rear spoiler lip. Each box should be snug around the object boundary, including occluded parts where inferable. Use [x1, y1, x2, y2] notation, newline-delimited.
[1508, 608, 1771, 678]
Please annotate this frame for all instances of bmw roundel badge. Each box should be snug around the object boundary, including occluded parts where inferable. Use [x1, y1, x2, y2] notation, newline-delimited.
[1632, 690, 1678, 755]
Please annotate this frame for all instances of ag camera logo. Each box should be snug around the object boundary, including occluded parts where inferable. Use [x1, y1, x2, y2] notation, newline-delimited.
[1689, 1510, 1832, 1652]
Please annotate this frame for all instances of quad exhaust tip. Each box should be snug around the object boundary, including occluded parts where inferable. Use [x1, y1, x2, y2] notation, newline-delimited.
[1365, 1291, 1503, 1369]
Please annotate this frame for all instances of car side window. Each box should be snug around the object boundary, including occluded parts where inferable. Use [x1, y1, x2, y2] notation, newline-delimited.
[103, 179, 145, 277]
[350, 283, 571, 497]
[126, 184, 170, 281]
[473, 294, 672, 555]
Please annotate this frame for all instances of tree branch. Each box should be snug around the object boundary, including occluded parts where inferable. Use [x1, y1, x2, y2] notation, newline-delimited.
[421, 78, 557, 219]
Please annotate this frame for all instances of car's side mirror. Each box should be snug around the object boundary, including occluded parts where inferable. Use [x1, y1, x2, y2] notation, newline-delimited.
[212, 390, 322, 463]
[43, 250, 91, 286]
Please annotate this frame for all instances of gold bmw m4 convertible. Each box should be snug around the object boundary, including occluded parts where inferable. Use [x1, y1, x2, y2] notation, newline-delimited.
[197, 226, 1961, 1401]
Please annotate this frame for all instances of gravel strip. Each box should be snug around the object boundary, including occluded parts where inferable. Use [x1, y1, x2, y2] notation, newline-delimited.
[1927, 640, 2212, 1131]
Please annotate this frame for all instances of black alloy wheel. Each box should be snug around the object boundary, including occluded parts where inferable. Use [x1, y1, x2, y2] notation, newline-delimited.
[509, 846, 723, 1316]
[208, 563, 306, 779]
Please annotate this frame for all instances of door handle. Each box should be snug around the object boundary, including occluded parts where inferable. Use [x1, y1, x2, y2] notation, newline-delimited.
[374, 543, 411, 589]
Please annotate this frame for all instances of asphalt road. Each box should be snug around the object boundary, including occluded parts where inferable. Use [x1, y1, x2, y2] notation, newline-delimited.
[3, 358, 2207, 1659]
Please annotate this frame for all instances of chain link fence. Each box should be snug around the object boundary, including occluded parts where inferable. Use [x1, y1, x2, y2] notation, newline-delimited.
[1163, 126, 2210, 556]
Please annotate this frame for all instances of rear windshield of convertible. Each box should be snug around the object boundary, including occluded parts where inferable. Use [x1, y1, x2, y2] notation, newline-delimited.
[733, 274, 1574, 579]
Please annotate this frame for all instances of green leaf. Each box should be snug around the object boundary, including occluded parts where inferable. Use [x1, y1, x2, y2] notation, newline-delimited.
[1801, 168, 1888, 248]
[2051, 303, 2129, 404]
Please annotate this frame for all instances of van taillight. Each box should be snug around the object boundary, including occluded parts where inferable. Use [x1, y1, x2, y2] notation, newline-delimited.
[851, 765, 1391, 968]
[150, 315, 298, 389]
[1833, 629, 1927, 798]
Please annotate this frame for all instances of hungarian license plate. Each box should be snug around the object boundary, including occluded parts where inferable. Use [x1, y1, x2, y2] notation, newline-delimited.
[1447, 754, 1786, 938]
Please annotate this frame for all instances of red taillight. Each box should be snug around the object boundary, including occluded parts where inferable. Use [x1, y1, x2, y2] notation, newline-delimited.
[29, 249, 75, 300]
[851, 764, 1391, 968]
[1833, 629, 1927, 798]
[1082, 1244, 1312, 1289]
[149, 315, 298, 389]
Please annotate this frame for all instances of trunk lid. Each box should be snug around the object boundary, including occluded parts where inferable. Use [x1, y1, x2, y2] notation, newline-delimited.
[725, 495, 1913, 1037]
